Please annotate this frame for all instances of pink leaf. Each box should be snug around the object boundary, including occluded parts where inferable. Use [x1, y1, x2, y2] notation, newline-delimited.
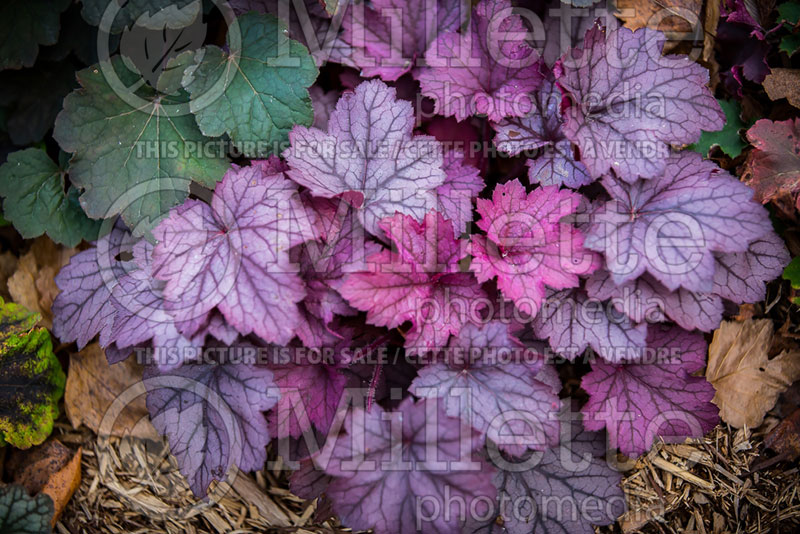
[469, 179, 598, 313]
[340, 211, 486, 352]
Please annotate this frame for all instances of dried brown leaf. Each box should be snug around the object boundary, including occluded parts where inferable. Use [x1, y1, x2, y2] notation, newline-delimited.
[742, 118, 800, 204]
[0, 250, 17, 300]
[7, 237, 75, 329]
[65, 343, 157, 440]
[615, 0, 702, 32]
[706, 319, 800, 428]
[6, 439, 82, 525]
[763, 68, 800, 109]
[764, 407, 800, 460]
[8, 439, 73, 493]
[41, 447, 82, 526]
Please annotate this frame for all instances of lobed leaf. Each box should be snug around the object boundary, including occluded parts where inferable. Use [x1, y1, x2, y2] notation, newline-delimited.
[183, 12, 318, 157]
[53, 56, 229, 234]
[0, 148, 101, 247]
[554, 24, 723, 180]
[581, 325, 718, 456]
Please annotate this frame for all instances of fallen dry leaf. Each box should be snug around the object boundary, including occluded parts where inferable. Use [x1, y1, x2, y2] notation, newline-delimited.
[7, 237, 76, 329]
[6, 439, 82, 525]
[41, 447, 82, 526]
[764, 408, 800, 460]
[706, 319, 800, 428]
[65, 343, 158, 440]
[0, 250, 17, 300]
[8, 253, 40, 319]
[8, 439, 72, 493]
[763, 68, 800, 109]
[615, 0, 702, 31]
[615, 0, 702, 53]
[703, 0, 720, 87]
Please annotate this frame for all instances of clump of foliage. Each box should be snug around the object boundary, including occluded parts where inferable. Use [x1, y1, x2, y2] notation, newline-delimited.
[0, 0, 795, 533]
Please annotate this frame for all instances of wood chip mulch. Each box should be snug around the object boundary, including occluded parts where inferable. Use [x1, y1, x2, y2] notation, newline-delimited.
[55, 419, 800, 534]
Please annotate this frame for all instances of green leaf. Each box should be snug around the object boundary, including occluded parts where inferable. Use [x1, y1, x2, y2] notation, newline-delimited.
[784, 256, 800, 305]
[0, 299, 65, 449]
[780, 32, 800, 56]
[784, 256, 800, 289]
[79, 0, 198, 34]
[0, 62, 77, 146]
[183, 12, 318, 158]
[0, 485, 54, 534]
[779, 1, 800, 25]
[0, 0, 71, 70]
[53, 56, 229, 234]
[689, 99, 748, 158]
[0, 148, 101, 247]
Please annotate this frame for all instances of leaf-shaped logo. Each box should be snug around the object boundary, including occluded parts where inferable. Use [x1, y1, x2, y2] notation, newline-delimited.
[120, 0, 206, 88]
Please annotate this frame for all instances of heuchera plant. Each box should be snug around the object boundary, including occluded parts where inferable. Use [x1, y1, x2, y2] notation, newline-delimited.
[40, 0, 790, 533]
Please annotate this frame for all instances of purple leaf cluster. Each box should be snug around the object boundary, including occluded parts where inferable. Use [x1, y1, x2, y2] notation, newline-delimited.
[50, 1, 791, 532]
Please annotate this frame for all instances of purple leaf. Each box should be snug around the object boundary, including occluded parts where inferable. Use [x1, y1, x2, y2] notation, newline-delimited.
[295, 197, 382, 347]
[493, 76, 591, 188]
[410, 321, 561, 454]
[289, 457, 331, 501]
[581, 324, 719, 456]
[52, 221, 134, 349]
[143, 359, 278, 496]
[585, 152, 773, 292]
[469, 179, 599, 313]
[340, 211, 486, 352]
[267, 344, 349, 438]
[554, 24, 723, 180]
[104, 343, 134, 365]
[250, 155, 289, 175]
[198, 312, 241, 346]
[470, 410, 626, 534]
[716, 19, 770, 95]
[586, 270, 724, 333]
[310, 85, 338, 130]
[721, 0, 771, 38]
[404, 270, 487, 354]
[289, 457, 335, 522]
[318, 397, 497, 534]
[712, 232, 790, 304]
[152, 163, 315, 345]
[295, 305, 345, 349]
[426, 116, 483, 169]
[342, 0, 463, 81]
[531, 288, 648, 362]
[110, 240, 202, 370]
[436, 150, 483, 235]
[284, 80, 447, 236]
[417, 0, 543, 121]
